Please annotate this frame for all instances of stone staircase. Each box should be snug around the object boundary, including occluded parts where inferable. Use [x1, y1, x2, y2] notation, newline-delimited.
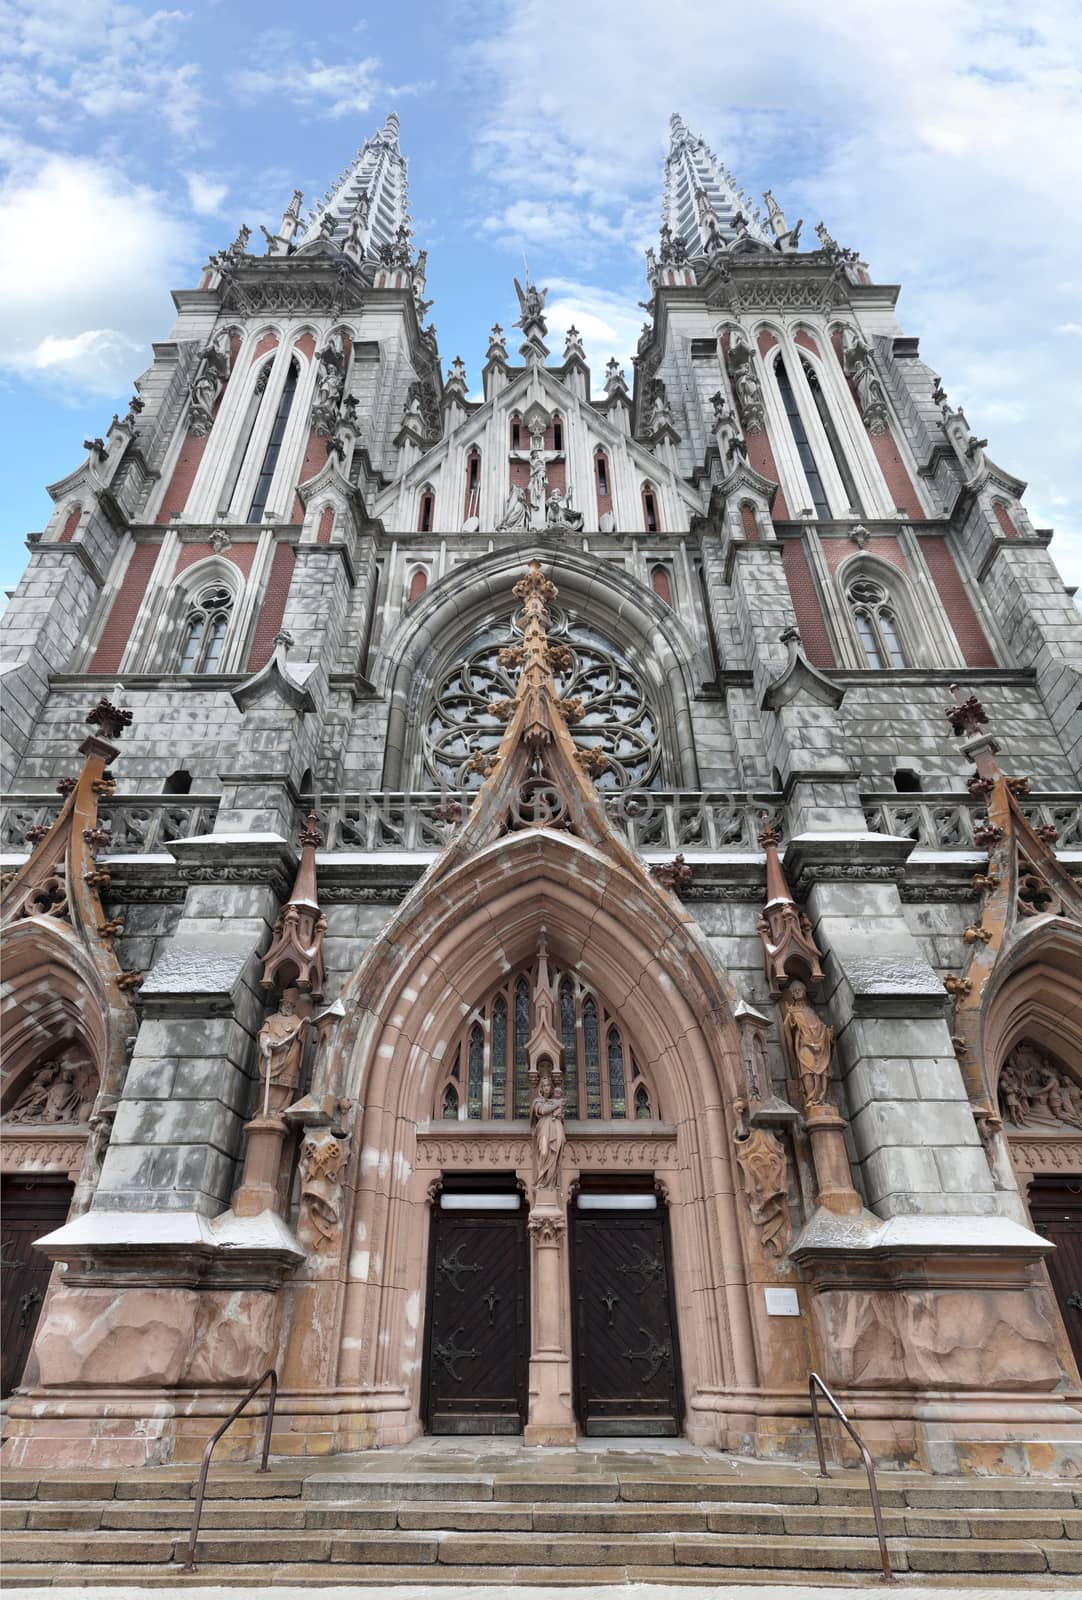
[2, 1447, 1081, 1587]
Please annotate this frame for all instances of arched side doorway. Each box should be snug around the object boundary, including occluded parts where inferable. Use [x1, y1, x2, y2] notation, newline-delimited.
[310, 828, 760, 1447]
[982, 920, 1082, 1380]
[0, 922, 111, 1396]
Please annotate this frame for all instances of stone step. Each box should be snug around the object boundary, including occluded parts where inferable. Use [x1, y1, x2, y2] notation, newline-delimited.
[4, 1493, 1080, 1542]
[3, 1562, 1081, 1590]
[3, 1524, 1077, 1573]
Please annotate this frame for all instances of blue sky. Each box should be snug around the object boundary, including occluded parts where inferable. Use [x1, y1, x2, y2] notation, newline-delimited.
[2, 0, 1080, 595]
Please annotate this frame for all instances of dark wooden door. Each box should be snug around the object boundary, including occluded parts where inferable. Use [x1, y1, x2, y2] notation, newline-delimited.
[571, 1207, 683, 1435]
[1029, 1175, 1082, 1375]
[1, 1176, 73, 1398]
[423, 1205, 529, 1433]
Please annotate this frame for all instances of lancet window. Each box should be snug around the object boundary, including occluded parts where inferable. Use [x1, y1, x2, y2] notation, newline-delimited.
[846, 577, 909, 669]
[177, 583, 234, 673]
[424, 612, 661, 791]
[247, 359, 299, 523]
[775, 356, 829, 518]
[436, 958, 656, 1123]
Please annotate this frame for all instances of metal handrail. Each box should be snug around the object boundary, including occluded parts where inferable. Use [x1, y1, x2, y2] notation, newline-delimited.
[809, 1372, 893, 1583]
[180, 1367, 278, 1572]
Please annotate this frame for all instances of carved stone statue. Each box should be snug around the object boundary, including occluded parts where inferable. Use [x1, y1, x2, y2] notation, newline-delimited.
[514, 276, 548, 329]
[733, 1100, 791, 1257]
[531, 1068, 566, 1189]
[999, 1044, 1082, 1130]
[311, 332, 346, 436]
[544, 487, 584, 532]
[188, 330, 231, 437]
[497, 482, 531, 533]
[257, 988, 312, 1115]
[228, 224, 251, 257]
[6, 1055, 94, 1124]
[782, 981, 834, 1109]
[840, 324, 890, 434]
[528, 436, 548, 516]
[726, 333, 766, 433]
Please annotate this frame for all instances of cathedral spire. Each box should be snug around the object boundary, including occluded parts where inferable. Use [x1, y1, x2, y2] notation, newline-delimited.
[662, 113, 772, 254]
[303, 110, 412, 260]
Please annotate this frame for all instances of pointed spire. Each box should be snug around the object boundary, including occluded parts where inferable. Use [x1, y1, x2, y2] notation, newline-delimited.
[260, 811, 326, 999]
[662, 113, 772, 255]
[756, 816, 825, 996]
[303, 111, 412, 259]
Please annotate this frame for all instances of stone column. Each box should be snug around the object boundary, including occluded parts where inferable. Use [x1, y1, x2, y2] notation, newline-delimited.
[524, 1191, 576, 1446]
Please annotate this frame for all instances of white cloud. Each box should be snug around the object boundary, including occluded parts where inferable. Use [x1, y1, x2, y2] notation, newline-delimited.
[466, 0, 1082, 583]
[542, 281, 645, 379]
[231, 34, 424, 120]
[0, 2, 203, 137]
[1056, 322, 1082, 335]
[185, 171, 228, 215]
[0, 143, 193, 397]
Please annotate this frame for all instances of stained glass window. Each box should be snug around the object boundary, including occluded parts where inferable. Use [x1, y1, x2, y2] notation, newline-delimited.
[513, 977, 531, 1118]
[607, 1028, 626, 1118]
[491, 994, 507, 1119]
[435, 959, 657, 1125]
[559, 977, 578, 1117]
[467, 1022, 484, 1119]
[424, 614, 661, 791]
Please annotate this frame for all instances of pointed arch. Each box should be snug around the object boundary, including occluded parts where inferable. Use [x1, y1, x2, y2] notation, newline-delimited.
[835, 551, 926, 670]
[981, 919, 1082, 1099]
[377, 545, 709, 789]
[322, 824, 758, 1429]
[152, 554, 245, 674]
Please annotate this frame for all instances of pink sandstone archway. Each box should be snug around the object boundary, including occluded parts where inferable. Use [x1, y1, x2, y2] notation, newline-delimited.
[311, 826, 762, 1446]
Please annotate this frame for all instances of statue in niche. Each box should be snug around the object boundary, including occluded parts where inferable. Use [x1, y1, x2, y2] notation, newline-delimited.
[528, 436, 548, 516]
[999, 1044, 1082, 1130]
[531, 1065, 566, 1189]
[188, 329, 231, 436]
[840, 324, 890, 434]
[5, 1053, 95, 1125]
[496, 483, 531, 533]
[726, 333, 766, 433]
[257, 987, 312, 1116]
[781, 981, 835, 1109]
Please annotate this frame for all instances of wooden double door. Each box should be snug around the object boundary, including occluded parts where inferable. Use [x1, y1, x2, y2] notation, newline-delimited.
[423, 1192, 683, 1436]
[1, 1176, 73, 1398]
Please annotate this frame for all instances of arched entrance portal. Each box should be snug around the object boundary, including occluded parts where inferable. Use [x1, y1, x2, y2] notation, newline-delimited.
[321, 827, 757, 1447]
[982, 920, 1082, 1381]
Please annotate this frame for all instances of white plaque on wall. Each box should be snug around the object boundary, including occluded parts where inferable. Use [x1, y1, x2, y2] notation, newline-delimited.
[764, 1287, 801, 1317]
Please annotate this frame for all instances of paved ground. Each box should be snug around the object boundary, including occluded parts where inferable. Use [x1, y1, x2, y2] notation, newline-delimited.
[5, 1585, 1076, 1599]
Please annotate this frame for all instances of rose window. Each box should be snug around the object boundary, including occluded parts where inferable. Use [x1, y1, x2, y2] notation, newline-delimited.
[424, 615, 661, 790]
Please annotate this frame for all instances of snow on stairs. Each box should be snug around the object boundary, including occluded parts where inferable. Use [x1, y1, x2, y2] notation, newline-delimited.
[3, 1459, 1082, 1586]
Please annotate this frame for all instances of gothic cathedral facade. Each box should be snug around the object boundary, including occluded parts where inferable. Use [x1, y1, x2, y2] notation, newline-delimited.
[2, 113, 1081, 1472]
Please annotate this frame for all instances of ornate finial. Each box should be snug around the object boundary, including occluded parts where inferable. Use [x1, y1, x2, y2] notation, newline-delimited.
[298, 811, 322, 849]
[758, 813, 782, 850]
[946, 683, 991, 741]
[85, 698, 132, 741]
[650, 854, 693, 894]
